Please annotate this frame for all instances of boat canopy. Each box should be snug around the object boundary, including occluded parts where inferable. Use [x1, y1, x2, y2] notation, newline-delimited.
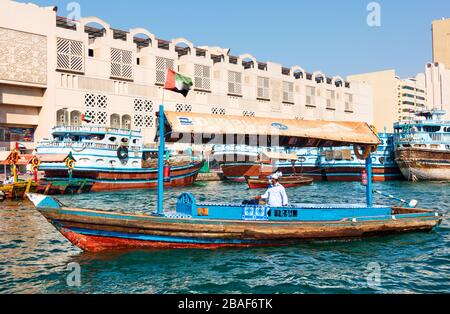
[162, 111, 380, 148]
[0, 152, 33, 165]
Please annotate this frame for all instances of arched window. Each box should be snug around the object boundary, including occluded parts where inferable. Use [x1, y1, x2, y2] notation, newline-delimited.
[56, 109, 68, 126]
[70, 111, 82, 126]
[111, 114, 121, 129]
[122, 115, 131, 130]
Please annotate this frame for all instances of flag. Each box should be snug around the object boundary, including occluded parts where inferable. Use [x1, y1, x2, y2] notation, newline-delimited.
[82, 114, 93, 123]
[164, 69, 193, 97]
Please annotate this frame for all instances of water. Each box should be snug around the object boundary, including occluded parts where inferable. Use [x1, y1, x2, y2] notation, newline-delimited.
[0, 181, 449, 294]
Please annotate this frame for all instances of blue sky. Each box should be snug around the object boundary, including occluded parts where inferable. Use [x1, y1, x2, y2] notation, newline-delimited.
[22, 0, 450, 78]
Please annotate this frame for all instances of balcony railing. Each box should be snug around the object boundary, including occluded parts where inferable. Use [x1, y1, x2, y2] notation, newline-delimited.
[394, 132, 450, 144]
[52, 125, 141, 136]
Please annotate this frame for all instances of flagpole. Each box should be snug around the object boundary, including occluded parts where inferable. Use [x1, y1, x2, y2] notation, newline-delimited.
[156, 88, 166, 215]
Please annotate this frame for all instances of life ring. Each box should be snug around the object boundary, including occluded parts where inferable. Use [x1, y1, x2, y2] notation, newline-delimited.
[117, 146, 129, 161]
[354, 145, 375, 160]
[31, 157, 40, 168]
[66, 159, 75, 170]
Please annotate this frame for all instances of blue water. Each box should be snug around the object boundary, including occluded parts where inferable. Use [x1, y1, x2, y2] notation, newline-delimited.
[0, 181, 449, 294]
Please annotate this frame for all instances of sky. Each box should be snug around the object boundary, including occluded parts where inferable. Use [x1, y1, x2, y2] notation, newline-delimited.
[21, 0, 450, 78]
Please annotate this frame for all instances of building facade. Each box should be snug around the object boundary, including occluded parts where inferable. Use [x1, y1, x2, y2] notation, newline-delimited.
[348, 70, 426, 132]
[432, 18, 450, 70]
[0, 0, 373, 151]
[425, 62, 450, 118]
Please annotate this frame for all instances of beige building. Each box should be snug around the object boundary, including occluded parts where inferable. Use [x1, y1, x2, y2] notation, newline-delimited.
[432, 18, 450, 69]
[425, 62, 450, 118]
[0, 0, 374, 151]
[348, 70, 427, 132]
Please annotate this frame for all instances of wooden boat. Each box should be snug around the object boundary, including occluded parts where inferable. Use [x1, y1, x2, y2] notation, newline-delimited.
[36, 126, 205, 192]
[27, 192, 442, 252]
[245, 175, 313, 189]
[1, 180, 37, 200]
[218, 133, 403, 182]
[36, 179, 94, 195]
[394, 110, 450, 181]
[26, 109, 444, 252]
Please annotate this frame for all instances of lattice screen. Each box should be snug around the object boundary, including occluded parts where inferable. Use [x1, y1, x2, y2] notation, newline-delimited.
[57, 38, 84, 73]
[257, 77, 270, 99]
[111, 48, 133, 80]
[211, 107, 226, 115]
[156, 57, 175, 84]
[243, 111, 255, 117]
[133, 98, 154, 128]
[84, 93, 108, 125]
[194, 64, 211, 90]
[134, 114, 144, 127]
[228, 71, 242, 95]
[176, 104, 192, 112]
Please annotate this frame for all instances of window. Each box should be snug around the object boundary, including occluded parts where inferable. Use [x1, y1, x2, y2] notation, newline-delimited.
[326, 90, 335, 109]
[110, 48, 133, 80]
[257, 77, 270, 100]
[56, 38, 84, 73]
[56, 109, 69, 126]
[345, 93, 353, 112]
[306, 86, 316, 106]
[228, 71, 242, 95]
[282, 81, 294, 103]
[88, 49, 94, 57]
[194, 64, 211, 91]
[156, 57, 174, 84]
[136, 58, 140, 65]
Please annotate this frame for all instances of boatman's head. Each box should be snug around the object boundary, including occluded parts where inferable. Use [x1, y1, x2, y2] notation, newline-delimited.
[268, 172, 282, 184]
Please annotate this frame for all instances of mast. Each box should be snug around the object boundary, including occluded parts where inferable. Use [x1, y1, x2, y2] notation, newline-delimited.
[365, 154, 373, 207]
[157, 104, 165, 215]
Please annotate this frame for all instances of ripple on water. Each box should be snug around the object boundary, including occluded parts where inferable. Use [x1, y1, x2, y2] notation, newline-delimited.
[0, 181, 449, 293]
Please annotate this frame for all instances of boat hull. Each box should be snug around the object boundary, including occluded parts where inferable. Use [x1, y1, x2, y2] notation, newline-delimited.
[245, 176, 314, 189]
[221, 163, 402, 182]
[42, 161, 205, 192]
[37, 206, 442, 252]
[395, 148, 450, 181]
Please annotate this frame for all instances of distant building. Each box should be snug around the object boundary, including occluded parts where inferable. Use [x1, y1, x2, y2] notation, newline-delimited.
[432, 18, 450, 70]
[0, 0, 373, 151]
[347, 70, 426, 132]
[425, 62, 450, 118]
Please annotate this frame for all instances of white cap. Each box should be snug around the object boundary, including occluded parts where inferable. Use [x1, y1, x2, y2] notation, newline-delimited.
[268, 172, 283, 180]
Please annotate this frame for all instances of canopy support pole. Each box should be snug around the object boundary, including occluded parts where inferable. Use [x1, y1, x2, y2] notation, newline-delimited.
[157, 104, 165, 215]
[365, 154, 373, 207]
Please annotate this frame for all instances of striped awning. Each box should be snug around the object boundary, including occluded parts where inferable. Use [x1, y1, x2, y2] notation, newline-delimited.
[162, 111, 380, 148]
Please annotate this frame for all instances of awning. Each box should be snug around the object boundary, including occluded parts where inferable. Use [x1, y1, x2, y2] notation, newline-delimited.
[162, 111, 380, 148]
[0, 152, 33, 165]
[261, 152, 298, 161]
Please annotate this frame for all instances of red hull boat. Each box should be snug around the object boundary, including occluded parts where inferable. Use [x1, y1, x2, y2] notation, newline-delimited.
[245, 175, 313, 189]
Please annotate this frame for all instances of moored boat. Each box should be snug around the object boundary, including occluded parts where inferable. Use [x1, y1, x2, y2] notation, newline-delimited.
[36, 125, 205, 192]
[245, 175, 313, 189]
[27, 110, 444, 252]
[216, 133, 403, 182]
[394, 110, 450, 181]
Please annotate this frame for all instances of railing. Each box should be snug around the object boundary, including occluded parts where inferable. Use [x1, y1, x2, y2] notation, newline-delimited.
[52, 125, 141, 136]
[394, 132, 450, 144]
[38, 140, 142, 151]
